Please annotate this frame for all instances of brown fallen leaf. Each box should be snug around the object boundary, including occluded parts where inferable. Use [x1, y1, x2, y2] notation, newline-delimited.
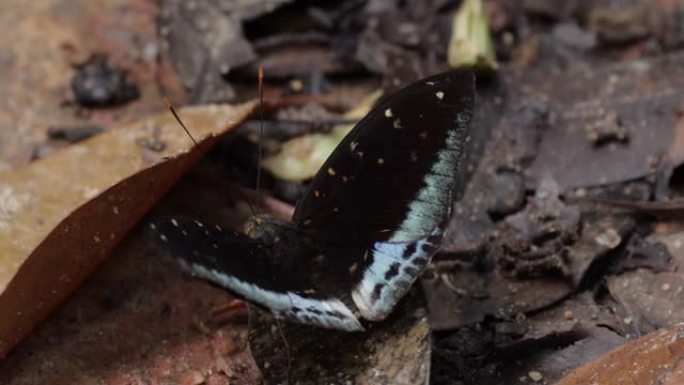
[556, 322, 684, 385]
[0, 101, 257, 359]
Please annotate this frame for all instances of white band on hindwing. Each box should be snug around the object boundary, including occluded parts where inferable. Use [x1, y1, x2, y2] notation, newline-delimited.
[351, 228, 440, 321]
[178, 259, 364, 331]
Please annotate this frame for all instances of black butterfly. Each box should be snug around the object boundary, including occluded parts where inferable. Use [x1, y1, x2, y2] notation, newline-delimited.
[151, 70, 475, 331]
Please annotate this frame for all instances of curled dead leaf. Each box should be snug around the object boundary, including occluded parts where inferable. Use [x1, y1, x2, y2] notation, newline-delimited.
[448, 0, 498, 70]
[0, 101, 257, 358]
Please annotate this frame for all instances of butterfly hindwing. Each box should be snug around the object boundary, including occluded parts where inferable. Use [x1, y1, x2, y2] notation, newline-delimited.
[150, 216, 363, 331]
[351, 233, 441, 320]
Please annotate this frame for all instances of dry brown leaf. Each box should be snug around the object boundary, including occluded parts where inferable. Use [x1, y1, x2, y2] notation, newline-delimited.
[556, 322, 684, 385]
[0, 101, 256, 358]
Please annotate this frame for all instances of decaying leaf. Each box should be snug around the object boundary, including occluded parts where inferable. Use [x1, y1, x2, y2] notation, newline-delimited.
[448, 0, 498, 70]
[0, 102, 257, 358]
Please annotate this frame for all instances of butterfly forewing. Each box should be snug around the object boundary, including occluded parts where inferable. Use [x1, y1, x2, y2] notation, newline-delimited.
[294, 71, 474, 238]
[293, 70, 475, 320]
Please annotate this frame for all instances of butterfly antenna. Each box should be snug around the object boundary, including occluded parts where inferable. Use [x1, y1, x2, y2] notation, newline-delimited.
[254, 67, 266, 214]
[274, 317, 292, 385]
[164, 97, 198, 146]
[247, 200, 258, 217]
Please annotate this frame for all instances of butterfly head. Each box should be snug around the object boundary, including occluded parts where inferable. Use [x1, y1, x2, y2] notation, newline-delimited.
[244, 214, 293, 247]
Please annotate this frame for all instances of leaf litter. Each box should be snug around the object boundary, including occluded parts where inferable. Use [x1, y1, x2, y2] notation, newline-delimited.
[5, 0, 684, 384]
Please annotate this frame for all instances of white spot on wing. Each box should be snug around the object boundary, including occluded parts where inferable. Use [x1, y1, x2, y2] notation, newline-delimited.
[385, 108, 393, 118]
[182, 262, 363, 331]
[410, 151, 418, 162]
[436, 91, 444, 100]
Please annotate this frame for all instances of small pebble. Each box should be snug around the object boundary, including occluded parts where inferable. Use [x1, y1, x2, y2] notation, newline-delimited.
[528, 371, 543, 382]
[595, 228, 621, 248]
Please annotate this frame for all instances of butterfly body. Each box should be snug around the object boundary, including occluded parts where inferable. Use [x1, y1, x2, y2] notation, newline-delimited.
[152, 70, 475, 331]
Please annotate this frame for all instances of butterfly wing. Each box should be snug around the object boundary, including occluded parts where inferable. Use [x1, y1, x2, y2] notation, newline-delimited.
[151, 71, 474, 330]
[150, 216, 363, 331]
[292, 70, 475, 320]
